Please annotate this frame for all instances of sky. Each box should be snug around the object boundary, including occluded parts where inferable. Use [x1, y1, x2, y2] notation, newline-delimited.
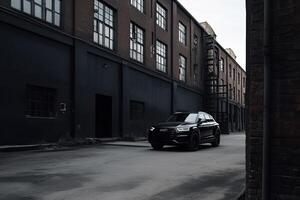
[177, 0, 246, 69]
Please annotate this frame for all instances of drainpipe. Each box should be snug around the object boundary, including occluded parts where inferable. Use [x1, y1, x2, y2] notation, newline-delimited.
[262, 0, 272, 199]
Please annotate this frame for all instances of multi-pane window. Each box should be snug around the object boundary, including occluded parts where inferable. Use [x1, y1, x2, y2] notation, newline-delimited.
[156, 40, 167, 73]
[179, 55, 187, 82]
[156, 3, 167, 30]
[130, 22, 144, 63]
[130, 100, 144, 120]
[220, 58, 224, 72]
[178, 22, 186, 45]
[11, 0, 61, 26]
[130, 0, 144, 13]
[26, 85, 57, 118]
[94, 0, 114, 50]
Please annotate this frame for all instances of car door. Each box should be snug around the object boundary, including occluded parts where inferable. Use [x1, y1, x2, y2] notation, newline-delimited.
[206, 114, 216, 137]
[202, 114, 215, 139]
[198, 113, 211, 139]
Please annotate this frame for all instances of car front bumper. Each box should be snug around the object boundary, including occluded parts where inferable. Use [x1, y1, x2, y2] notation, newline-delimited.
[148, 129, 190, 145]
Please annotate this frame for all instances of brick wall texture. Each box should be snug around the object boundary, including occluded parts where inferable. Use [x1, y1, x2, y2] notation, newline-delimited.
[246, 0, 300, 199]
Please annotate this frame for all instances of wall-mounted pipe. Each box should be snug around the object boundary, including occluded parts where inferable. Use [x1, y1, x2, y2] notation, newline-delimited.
[262, 0, 272, 199]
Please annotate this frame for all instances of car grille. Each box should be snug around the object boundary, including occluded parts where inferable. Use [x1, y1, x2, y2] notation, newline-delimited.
[150, 128, 176, 141]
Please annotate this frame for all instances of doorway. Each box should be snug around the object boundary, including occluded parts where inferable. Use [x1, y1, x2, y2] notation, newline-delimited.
[95, 94, 112, 138]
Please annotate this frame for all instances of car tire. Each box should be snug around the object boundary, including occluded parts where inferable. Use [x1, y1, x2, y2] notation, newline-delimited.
[151, 143, 164, 150]
[211, 130, 220, 147]
[187, 132, 199, 151]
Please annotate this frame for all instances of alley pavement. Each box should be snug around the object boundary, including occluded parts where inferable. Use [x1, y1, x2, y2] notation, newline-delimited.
[0, 132, 245, 200]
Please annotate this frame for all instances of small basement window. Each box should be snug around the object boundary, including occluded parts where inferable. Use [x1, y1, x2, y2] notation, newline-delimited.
[130, 100, 144, 120]
[26, 85, 57, 118]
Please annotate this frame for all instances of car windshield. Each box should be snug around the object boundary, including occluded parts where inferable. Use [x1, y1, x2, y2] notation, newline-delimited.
[167, 113, 198, 123]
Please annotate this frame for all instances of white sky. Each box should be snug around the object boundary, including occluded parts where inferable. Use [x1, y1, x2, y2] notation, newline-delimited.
[177, 0, 246, 69]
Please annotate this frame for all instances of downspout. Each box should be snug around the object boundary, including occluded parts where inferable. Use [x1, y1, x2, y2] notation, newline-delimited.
[71, 0, 77, 139]
[262, 0, 272, 199]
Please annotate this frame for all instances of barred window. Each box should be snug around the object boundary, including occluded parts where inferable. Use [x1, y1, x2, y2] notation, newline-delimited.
[179, 55, 187, 82]
[179, 22, 186, 45]
[130, 0, 143, 13]
[156, 40, 167, 73]
[26, 85, 57, 118]
[94, 0, 114, 50]
[156, 3, 167, 30]
[130, 22, 144, 63]
[11, 0, 61, 26]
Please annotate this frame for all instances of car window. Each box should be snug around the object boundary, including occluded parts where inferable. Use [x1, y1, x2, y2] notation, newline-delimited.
[198, 113, 205, 121]
[167, 113, 198, 123]
[204, 114, 210, 120]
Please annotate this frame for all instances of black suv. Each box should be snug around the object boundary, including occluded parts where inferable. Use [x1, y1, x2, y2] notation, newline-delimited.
[148, 112, 221, 151]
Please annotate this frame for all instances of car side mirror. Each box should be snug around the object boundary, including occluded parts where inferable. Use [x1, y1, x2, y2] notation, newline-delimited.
[198, 119, 204, 124]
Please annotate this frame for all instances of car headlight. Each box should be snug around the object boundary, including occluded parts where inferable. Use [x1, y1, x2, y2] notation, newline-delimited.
[176, 127, 190, 132]
[149, 127, 155, 132]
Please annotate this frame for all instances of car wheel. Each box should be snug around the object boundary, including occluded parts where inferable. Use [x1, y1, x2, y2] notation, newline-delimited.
[211, 130, 220, 147]
[151, 143, 164, 150]
[187, 132, 199, 151]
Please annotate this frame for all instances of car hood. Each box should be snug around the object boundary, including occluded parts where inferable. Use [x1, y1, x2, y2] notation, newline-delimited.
[155, 122, 194, 128]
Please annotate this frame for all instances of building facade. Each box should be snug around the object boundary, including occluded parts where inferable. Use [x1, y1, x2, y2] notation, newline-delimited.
[0, 0, 244, 145]
[246, 0, 300, 199]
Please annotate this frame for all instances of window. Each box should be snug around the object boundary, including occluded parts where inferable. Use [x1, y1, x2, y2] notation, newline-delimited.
[11, 0, 61, 26]
[156, 40, 167, 73]
[26, 85, 57, 118]
[233, 87, 236, 100]
[130, 22, 144, 63]
[238, 72, 240, 84]
[94, 0, 115, 50]
[179, 55, 187, 82]
[233, 68, 236, 80]
[243, 77, 246, 88]
[220, 58, 224, 72]
[229, 64, 232, 77]
[238, 90, 240, 102]
[156, 3, 167, 30]
[178, 22, 186, 45]
[130, 100, 144, 120]
[130, 0, 144, 13]
[193, 34, 198, 49]
[229, 84, 232, 99]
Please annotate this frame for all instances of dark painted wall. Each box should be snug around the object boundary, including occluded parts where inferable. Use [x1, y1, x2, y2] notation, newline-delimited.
[74, 41, 121, 139]
[0, 22, 72, 145]
[176, 85, 203, 112]
[122, 65, 172, 138]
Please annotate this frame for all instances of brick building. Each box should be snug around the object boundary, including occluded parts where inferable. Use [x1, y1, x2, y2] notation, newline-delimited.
[0, 0, 245, 145]
[246, 0, 300, 199]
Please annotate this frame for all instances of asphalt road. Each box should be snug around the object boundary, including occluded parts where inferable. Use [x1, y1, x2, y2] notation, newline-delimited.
[0, 133, 245, 200]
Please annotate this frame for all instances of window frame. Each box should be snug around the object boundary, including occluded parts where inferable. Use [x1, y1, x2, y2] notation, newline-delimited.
[178, 22, 187, 45]
[93, 0, 115, 50]
[156, 40, 167, 73]
[11, 0, 62, 27]
[129, 100, 145, 120]
[179, 54, 187, 82]
[130, 0, 144, 13]
[220, 57, 224, 72]
[156, 2, 167, 30]
[130, 22, 145, 63]
[25, 85, 57, 119]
